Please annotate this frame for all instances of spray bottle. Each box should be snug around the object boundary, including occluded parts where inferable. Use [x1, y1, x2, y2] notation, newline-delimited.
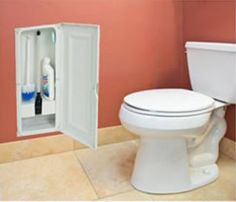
[42, 57, 55, 100]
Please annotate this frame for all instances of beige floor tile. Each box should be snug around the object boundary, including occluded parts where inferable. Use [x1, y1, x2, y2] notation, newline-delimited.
[0, 140, 234, 201]
[149, 154, 236, 201]
[98, 190, 152, 201]
[0, 134, 74, 163]
[0, 152, 97, 201]
[220, 137, 236, 160]
[75, 140, 139, 198]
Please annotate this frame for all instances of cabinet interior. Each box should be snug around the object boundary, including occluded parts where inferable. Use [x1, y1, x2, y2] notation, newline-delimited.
[17, 27, 57, 135]
[22, 114, 56, 134]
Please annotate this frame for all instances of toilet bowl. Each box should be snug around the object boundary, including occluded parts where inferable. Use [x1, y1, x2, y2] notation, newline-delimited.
[119, 42, 236, 193]
[120, 89, 227, 193]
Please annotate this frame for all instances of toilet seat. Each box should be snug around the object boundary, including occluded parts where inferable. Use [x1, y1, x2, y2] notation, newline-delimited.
[123, 103, 213, 117]
[124, 89, 215, 117]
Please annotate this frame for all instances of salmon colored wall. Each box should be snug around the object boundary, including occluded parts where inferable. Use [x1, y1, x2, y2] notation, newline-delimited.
[0, 0, 235, 143]
[0, 0, 184, 143]
[183, 0, 236, 141]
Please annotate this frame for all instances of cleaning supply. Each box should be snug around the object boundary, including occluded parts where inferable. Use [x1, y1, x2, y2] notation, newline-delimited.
[35, 30, 42, 114]
[22, 36, 35, 101]
[42, 57, 55, 100]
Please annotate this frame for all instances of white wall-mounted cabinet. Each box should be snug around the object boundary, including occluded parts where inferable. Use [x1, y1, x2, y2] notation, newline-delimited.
[15, 23, 100, 149]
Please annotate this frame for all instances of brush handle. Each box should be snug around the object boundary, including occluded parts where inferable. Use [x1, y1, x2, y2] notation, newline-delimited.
[25, 37, 31, 84]
[36, 31, 41, 92]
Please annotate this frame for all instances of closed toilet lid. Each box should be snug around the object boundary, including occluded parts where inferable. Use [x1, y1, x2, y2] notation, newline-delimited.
[124, 89, 215, 113]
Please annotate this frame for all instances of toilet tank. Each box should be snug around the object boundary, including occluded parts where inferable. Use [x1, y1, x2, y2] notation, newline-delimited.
[185, 42, 236, 104]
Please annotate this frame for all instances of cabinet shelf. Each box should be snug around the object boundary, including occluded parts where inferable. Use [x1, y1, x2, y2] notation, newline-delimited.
[21, 114, 56, 136]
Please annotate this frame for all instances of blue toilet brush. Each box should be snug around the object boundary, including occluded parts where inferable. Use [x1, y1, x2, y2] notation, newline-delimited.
[22, 36, 35, 101]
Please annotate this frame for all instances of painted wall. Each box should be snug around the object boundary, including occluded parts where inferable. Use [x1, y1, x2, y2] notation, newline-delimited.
[0, 0, 184, 143]
[183, 0, 236, 141]
[0, 0, 235, 143]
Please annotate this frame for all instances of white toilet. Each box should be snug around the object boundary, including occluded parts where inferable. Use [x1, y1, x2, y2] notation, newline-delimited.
[119, 42, 236, 193]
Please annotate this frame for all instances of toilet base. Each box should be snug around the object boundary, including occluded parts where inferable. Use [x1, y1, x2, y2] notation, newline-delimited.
[131, 137, 219, 194]
[189, 164, 218, 191]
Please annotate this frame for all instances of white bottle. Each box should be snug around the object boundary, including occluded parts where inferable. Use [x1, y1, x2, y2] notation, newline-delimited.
[42, 57, 55, 100]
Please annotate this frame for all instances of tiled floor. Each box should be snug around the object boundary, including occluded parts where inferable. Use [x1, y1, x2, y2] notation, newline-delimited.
[0, 140, 235, 201]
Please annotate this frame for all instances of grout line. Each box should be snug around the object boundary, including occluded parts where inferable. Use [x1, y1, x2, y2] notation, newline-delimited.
[72, 142, 156, 201]
[95, 190, 135, 201]
[72, 147, 137, 201]
[72, 151, 100, 200]
[94, 188, 154, 201]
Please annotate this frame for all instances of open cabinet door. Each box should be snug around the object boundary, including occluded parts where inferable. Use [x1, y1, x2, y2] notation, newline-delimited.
[59, 23, 100, 149]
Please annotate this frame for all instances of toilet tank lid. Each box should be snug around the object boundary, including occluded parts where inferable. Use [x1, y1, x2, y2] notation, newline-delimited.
[185, 41, 236, 53]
